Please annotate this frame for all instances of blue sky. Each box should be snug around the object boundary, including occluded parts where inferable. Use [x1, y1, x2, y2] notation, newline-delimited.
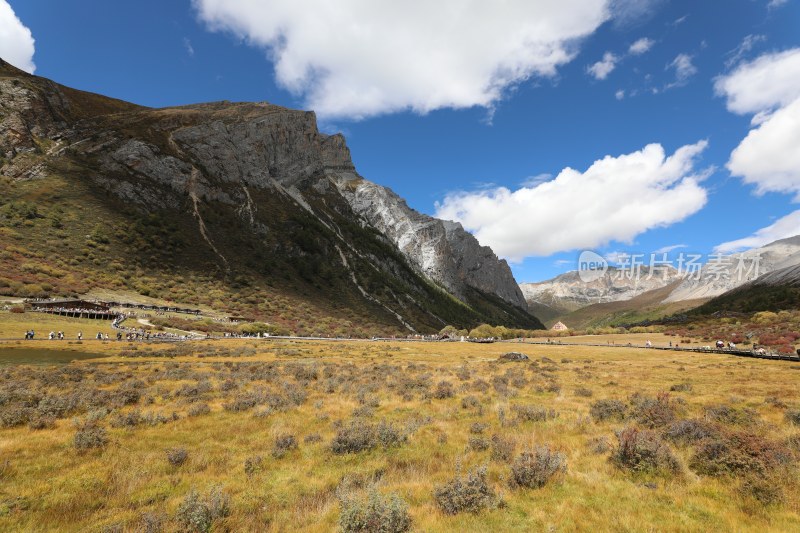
[3, 0, 800, 283]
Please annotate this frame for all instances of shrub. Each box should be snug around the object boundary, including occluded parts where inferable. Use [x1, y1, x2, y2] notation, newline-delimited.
[510, 446, 567, 489]
[574, 387, 593, 397]
[136, 511, 166, 533]
[468, 436, 490, 451]
[738, 475, 784, 506]
[689, 431, 792, 476]
[704, 405, 759, 427]
[785, 409, 800, 426]
[433, 465, 497, 515]
[28, 414, 56, 430]
[375, 420, 407, 449]
[338, 489, 412, 533]
[110, 409, 142, 428]
[587, 436, 610, 454]
[612, 427, 680, 474]
[433, 381, 454, 399]
[304, 433, 322, 444]
[272, 434, 298, 458]
[461, 395, 480, 409]
[512, 404, 557, 423]
[469, 422, 488, 434]
[331, 421, 374, 454]
[74, 421, 108, 451]
[630, 393, 679, 428]
[663, 419, 719, 445]
[187, 403, 211, 417]
[0, 406, 33, 428]
[490, 434, 516, 462]
[244, 456, 263, 477]
[166, 447, 188, 467]
[175, 486, 230, 533]
[590, 399, 627, 422]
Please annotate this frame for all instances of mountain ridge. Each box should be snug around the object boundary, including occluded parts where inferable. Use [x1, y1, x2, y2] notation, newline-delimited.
[0, 57, 542, 335]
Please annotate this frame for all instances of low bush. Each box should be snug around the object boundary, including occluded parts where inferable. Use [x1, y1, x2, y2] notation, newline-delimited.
[469, 422, 488, 434]
[590, 399, 627, 422]
[612, 427, 680, 474]
[461, 395, 481, 409]
[509, 446, 567, 489]
[433, 381, 454, 400]
[738, 475, 784, 506]
[331, 419, 405, 454]
[433, 465, 498, 515]
[175, 486, 230, 533]
[468, 436, 490, 451]
[490, 434, 516, 462]
[689, 430, 792, 476]
[243, 456, 263, 477]
[28, 414, 55, 430]
[630, 393, 680, 429]
[74, 421, 108, 452]
[704, 405, 760, 427]
[663, 419, 719, 445]
[338, 489, 412, 533]
[304, 433, 322, 444]
[512, 404, 557, 423]
[785, 409, 800, 426]
[166, 447, 188, 467]
[187, 403, 211, 417]
[587, 436, 610, 454]
[375, 421, 407, 449]
[272, 434, 298, 458]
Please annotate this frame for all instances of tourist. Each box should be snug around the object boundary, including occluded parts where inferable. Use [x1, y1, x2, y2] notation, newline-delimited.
[77, 331, 82, 340]
[49, 331, 55, 340]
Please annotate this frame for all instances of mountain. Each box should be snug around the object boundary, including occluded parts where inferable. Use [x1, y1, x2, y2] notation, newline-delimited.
[692, 261, 800, 314]
[519, 266, 682, 326]
[520, 236, 800, 328]
[0, 58, 542, 335]
[663, 236, 800, 302]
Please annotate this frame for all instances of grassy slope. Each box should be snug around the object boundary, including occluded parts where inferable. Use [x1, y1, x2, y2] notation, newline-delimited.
[692, 284, 800, 315]
[0, 325, 798, 531]
[558, 282, 708, 329]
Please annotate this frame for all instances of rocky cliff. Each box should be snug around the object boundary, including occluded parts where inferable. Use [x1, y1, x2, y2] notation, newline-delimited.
[0, 58, 541, 334]
[330, 174, 527, 307]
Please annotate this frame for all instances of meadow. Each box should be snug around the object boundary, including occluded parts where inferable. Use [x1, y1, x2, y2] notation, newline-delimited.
[0, 329, 799, 532]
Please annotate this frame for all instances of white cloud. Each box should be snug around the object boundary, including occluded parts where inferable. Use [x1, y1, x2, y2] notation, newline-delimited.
[629, 37, 654, 55]
[727, 97, 800, 199]
[768, 0, 789, 9]
[654, 244, 688, 254]
[615, 89, 626, 100]
[715, 210, 800, 254]
[183, 37, 195, 57]
[714, 48, 800, 115]
[667, 53, 697, 84]
[610, 0, 666, 28]
[193, 0, 610, 119]
[724, 34, 766, 69]
[716, 48, 800, 199]
[587, 52, 618, 80]
[435, 141, 710, 261]
[0, 0, 35, 73]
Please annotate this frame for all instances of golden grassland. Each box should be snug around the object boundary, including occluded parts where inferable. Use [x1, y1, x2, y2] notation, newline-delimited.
[0, 316, 799, 532]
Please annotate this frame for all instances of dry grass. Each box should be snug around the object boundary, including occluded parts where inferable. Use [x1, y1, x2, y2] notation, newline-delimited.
[0, 317, 799, 532]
